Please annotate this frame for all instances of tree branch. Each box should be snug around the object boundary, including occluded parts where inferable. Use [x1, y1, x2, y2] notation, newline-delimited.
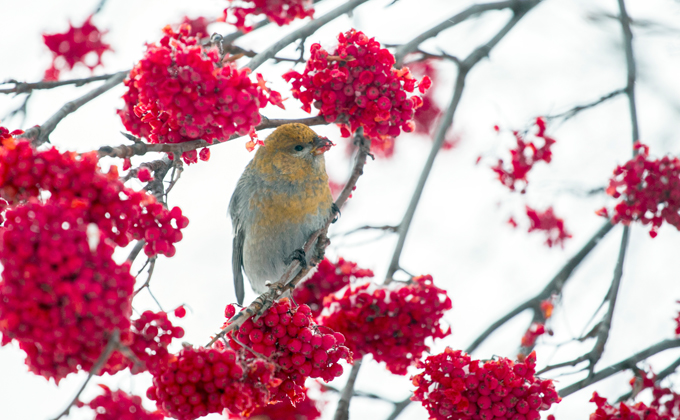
[617, 0, 640, 145]
[333, 359, 363, 420]
[244, 0, 371, 71]
[558, 338, 680, 398]
[20, 71, 128, 147]
[97, 115, 328, 159]
[205, 129, 372, 347]
[393, 0, 532, 66]
[385, 396, 413, 420]
[0, 71, 128, 95]
[51, 330, 120, 420]
[466, 220, 614, 354]
[616, 355, 680, 402]
[545, 88, 627, 121]
[386, 1, 540, 283]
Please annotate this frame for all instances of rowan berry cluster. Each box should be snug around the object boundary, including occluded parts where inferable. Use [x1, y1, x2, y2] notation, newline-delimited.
[227, 385, 323, 420]
[0, 200, 134, 382]
[320, 275, 451, 375]
[105, 310, 185, 375]
[225, 299, 351, 404]
[225, 0, 314, 31]
[412, 349, 560, 420]
[293, 257, 374, 317]
[147, 346, 279, 419]
[589, 391, 674, 420]
[525, 206, 572, 248]
[42, 15, 111, 81]
[118, 25, 281, 164]
[520, 299, 554, 349]
[0, 136, 188, 257]
[599, 143, 680, 238]
[283, 29, 431, 150]
[492, 117, 556, 192]
[177, 16, 212, 38]
[88, 385, 164, 420]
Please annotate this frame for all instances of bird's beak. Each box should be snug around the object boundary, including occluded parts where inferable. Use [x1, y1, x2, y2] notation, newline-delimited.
[312, 136, 334, 155]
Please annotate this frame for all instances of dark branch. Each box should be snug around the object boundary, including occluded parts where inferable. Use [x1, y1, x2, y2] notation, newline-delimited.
[466, 220, 614, 354]
[19, 72, 128, 147]
[617, 0, 640, 145]
[333, 359, 363, 420]
[244, 0, 371, 71]
[558, 338, 680, 398]
[386, 1, 540, 283]
[545, 88, 627, 121]
[385, 396, 413, 420]
[0, 71, 127, 95]
[616, 355, 680, 402]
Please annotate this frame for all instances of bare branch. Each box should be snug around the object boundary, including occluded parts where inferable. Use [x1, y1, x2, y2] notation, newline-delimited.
[617, 0, 640, 145]
[385, 396, 413, 420]
[0, 71, 128, 95]
[393, 0, 538, 66]
[386, 2, 540, 283]
[206, 129, 371, 348]
[558, 338, 680, 398]
[97, 115, 328, 159]
[50, 330, 120, 420]
[466, 220, 614, 354]
[330, 224, 399, 238]
[616, 355, 680, 402]
[20, 71, 128, 147]
[333, 359, 363, 420]
[545, 88, 627, 121]
[126, 240, 146, 264]
[133, 257, 157, 297]
[244, 0, 371, 71]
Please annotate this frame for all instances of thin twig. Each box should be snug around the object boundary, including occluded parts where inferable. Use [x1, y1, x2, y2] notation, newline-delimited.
[465, 221, 613, 354]
[617, 0, 640, 145]
[385, 396, 413, 420]
[206, 129, 371, 348]
[393, 0, 534, 66]
[545, 88, 627, 121]
[97, 115, 328, 158]
[50, 330, 120, 420]
[126, 240, 146, 264]
[19, 71, 128, 147]
[321, 384, 396, 402]
[558, 338, 680, 398]
[330, 224, 399, 238]
[616, 355, 680, 402]
[244, 0, 371, 71]
[386, 1, 540, 283]
[133, 257, 157, 297]
[333, 359, 363, 420]
[0, 72, 127, 95]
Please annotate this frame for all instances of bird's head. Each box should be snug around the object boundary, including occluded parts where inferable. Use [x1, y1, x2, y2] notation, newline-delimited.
[252, 123, 334, 181]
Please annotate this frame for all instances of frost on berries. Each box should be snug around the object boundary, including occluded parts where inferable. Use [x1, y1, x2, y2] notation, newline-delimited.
[293, 257, 374, 317]
[224, 0, 314, 32]
[118, 25, 281, 165]
[411, 349, 560, 420]
[227, 385, 323, 420]
[491, 117, 556, 192]
[283, 29, 431, 155]
[225, 299, 352, 405]
[525, 206, 572, 248]
[42, 15, 111, 81]
[0, 129, 188, 382]
[601, 142, 680, 238]
[88, 385, 164, 420]
[320, 275, 451, 375]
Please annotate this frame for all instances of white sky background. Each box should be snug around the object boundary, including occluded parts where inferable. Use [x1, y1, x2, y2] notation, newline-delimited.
[1, 0, 680, 419]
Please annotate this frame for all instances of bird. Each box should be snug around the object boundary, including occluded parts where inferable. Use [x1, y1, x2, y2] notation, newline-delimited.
[229, 123, 335, 305]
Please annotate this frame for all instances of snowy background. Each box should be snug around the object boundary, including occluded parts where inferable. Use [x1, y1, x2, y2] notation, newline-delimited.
[2, 0, 680, 419]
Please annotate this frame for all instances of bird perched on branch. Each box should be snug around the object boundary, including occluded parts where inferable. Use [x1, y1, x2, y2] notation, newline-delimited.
[229, 123, 335, 304]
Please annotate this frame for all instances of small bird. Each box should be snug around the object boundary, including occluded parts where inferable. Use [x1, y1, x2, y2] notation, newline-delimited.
[229, 123, 334, 305]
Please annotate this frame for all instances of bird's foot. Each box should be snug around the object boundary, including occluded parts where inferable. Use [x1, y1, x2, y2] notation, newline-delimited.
[331, 203, 341, 223]
[285, 248, 307, 269]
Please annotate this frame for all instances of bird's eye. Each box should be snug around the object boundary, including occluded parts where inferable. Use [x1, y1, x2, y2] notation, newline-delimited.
[294, 145, 304, 152]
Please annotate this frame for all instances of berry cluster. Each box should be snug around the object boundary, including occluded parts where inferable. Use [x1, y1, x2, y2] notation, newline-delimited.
[525, 206, 572, 248]
[412, 349, 560, 420]
[119, 25, 281, 164]
[491, 117, 556, 192]
[293, 257, 374, 317]
[320, 275, 451, 375]
[42, 15, 111, 81]
[0, 200, 134, 382]
[225, 0, 314, 31]
[284, 29, 430, 149]
[105, 310, 185, 375]
[225, 299, 351, 404]
[227, 385, 323, 420]
[0, 136, 188, 256]
[520, 298, 554, 349]
[589, 391, 675, 420]
[147, 346, 278, 419]
[600, 143, 680, 238]
[88, 385, 164, 420]
[177, 16, 212, 38]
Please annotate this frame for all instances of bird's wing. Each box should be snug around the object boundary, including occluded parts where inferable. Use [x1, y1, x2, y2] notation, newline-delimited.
[228, 173, 250, 305]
